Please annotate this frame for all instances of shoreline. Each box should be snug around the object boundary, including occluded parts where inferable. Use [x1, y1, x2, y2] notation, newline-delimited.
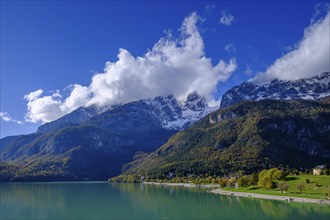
[210, 188, 330, 205]
[143, 181, 218, 188]
[143, 182, 330, 205]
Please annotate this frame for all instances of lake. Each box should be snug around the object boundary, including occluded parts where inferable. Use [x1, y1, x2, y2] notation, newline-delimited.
[0, 182, 329, 219]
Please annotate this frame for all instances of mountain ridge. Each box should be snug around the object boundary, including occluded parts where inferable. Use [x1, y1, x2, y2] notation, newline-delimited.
[1, 73, 329, 181]
[220, 72, 330, 108]
[0, 92, 212, 181]
[123, 98, 330, 178]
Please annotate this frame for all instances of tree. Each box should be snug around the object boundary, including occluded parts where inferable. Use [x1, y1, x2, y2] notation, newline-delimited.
[279, 182, 289, 193]
[126, 175, 136, 183]
[193, 178, 203, 186]
[258, 169, 268, 179]
[211, 178, 216, 184]
[258, 176, 273, 190]
[267, 168, 279, 180]
[297, 183, 305, 194]
[207, 176, 213, 183]
[219, 178, 227, 188]
[226, 179, 233, 188]
[238, 176, 250, 188]
[273, 170, 287, 180]
[292, 169, 299, 175]
[249, 173, 258, 186]
[323, 186, 330, 196]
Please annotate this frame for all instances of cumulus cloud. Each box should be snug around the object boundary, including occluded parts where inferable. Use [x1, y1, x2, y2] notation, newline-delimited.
[24, 12, 237, 123]
[254, 9, 330, 82]
[24, 89, 43, 102]
[63, 84, 91, 112]
[0, 112, 23, 124]
[24, 85, 90, 123]
[219, 11, 234, 26]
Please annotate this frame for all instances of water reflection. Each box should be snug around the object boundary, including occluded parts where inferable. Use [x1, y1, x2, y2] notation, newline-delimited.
[115, 183, 329, 219]
[1, 182, 329, 219]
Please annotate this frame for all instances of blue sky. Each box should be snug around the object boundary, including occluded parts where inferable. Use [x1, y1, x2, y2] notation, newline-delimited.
[1, 1, 329, 138]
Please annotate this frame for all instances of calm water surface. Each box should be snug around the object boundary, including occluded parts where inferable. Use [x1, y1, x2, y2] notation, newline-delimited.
[0, 182, 329, 219]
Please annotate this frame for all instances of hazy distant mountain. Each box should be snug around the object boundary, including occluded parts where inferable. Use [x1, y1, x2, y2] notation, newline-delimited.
[220, 72, 330, 108]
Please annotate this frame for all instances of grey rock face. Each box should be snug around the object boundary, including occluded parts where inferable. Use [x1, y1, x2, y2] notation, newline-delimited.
[220, 72, 330, 108]
[184, 91, 208, 111]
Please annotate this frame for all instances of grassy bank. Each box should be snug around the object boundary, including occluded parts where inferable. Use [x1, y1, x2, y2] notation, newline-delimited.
[224, 175, 329, 200]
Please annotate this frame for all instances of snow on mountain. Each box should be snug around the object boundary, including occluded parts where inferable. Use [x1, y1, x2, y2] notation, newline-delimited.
[40, 69, 328, 135]
[37, 91, 213, 134]
[145, 91, 214, 131]
[220, 72, 330, 108]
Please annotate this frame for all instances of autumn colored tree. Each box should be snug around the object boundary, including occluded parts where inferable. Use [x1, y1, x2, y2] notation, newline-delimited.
[249, 173, 259, 186]
[279, 182, 289, 193]
[238, 176, 250, 188]
[273, 170, 287, 180]
[297, 183, 305, 194]
[258, 176, 273, 190]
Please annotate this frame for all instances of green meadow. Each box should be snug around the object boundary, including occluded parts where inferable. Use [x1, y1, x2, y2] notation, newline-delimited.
[227, 175, 330, 200]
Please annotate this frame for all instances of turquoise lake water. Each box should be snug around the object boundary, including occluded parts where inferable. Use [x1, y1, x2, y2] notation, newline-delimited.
[0, 182, 329, 219]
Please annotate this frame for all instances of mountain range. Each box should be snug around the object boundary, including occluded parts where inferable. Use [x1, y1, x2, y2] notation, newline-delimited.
[124, 97, 330, 178]
[0, 92, 212, 181]
[220, 72, 329, 108]
[0, 72, 329, 181]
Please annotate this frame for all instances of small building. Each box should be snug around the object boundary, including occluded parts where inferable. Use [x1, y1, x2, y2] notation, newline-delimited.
[313, 165, 326, 175]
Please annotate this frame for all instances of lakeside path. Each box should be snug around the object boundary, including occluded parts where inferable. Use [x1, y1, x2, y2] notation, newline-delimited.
[143, 182, 330, 205]
[211, 188, 330, 205]
[143, 182, 218, 189]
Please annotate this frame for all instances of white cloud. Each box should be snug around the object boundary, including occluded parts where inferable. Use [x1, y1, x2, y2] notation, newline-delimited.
[254, 10, 330, 82]
[224, 43, 236, 53]
[219, 11, 234, 26]
[24, 89, 43, 102]
[0, 112, 23, 124]
[63, 84, 91, 112]
[24, 12, 236, 123]
[0, 112, 11, 121]
[24, 85, 90, 123]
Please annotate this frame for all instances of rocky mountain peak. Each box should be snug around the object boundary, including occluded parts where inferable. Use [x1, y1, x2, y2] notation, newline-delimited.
[184, 91, 208, 111]
[35, 91, 213, 137]
[220, 72, 330, 108]
[148, 94, 182, 123]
